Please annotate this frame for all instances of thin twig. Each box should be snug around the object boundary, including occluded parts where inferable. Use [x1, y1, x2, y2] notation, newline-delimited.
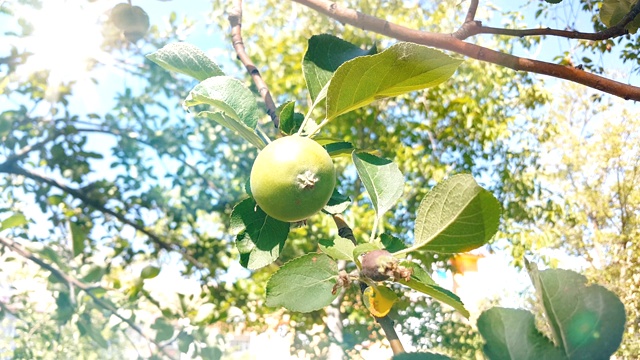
[0, 163, 205, 270]
[464, 0, 479, 23]
[0, 133, 60, 169]
[0, 235, 177, 360]
[332, 214, 406, 355]
[472, 25, 627, 41]
[228, 0, 280, 128]
[452, 0, 480, 39]
[468, 0, 640, 41]
[292, 0, 640, 101]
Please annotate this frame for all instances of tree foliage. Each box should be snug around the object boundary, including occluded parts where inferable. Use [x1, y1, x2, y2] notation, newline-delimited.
[0, 0, 637, 358]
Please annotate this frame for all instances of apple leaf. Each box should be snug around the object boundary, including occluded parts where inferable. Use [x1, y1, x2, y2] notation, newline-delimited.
[265, 253, 339, 312]
[69, 222, 88, 257]
[326, 42, 462, 120]
[400, 174, 501, 254]
[230, 198, 289, 270]
[380, 233, 407, 253]
[185, 76, 262, 130]
[140, 265, 160, 279]
[1, 213, 27, 231]
[353, 242, 384, 262]
[600, 0, 640, 33]
[77, 313, 108, 348]
[526, 262, 626, 359]
[197, 111, 266, 149]
[478, 308, 566, 360]
[320, 140, 354, 158]
[318, 237, 355, 261]
[363, 286, 397, 317]
[397, 261, 469, 318]
[303, 34, 375, 102]
[277, 101, 304, 135]
[323, 188, 351, 215]
[151, 318, 175, 343]
[352, 151, 404, 224]
[146, 42, 224, 81]
[478, 265, 626, 360]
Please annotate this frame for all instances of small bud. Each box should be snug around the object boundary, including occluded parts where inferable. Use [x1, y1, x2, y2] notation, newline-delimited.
[361, 249, 396, 281]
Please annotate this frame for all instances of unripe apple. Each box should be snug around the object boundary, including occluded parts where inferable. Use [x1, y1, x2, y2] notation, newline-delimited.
[110, 3, 150, 42]
[250, 135, 336, 222]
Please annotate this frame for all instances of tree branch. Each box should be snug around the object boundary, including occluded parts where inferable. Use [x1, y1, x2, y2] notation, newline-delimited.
[0, 132, 60, 169]
[0, 163, 205, 270]
[228, 0, 280, 128]
[292, 0, 640, 101]
[470, 25, 628, 41]
[0, 235, 177, 360]
[464, 0, 479, 23]
[469, 0, 640, 41]
[332, 214, 406, 356]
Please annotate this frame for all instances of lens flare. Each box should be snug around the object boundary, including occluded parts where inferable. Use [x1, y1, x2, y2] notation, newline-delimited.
[10, 0, 109, 101]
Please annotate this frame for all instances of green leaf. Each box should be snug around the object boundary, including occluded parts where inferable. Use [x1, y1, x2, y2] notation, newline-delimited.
[277, 101, 304, 135]
[321, 140, 355, 157]
[526, 262, 626, 359]
[69, 222, 88, 257]
[87, 287, 107, 298]
[200, 347, 223, 360]
[303, 34, 375, 102]
[197, 111, 266, 149]
[265, 253, 339, 312]
[81, 266, 105, 283]
[55, 291, 74, 325]
[140, 265, 161, 279]
[151, 318, 175, 342]
[318, 237, 355, 261]
[393, 353, 451, 359]
[326, 42, 462, 120]
[379, 233, 407, 253]
[177, 332, 194, 353]
[230, 198, 289, 270]
[401, 174, 501, 254]
[146, 42, 224, 81]
[352, 151, 404, 222]
[397, 261, 469, 318]
[1, 213, 27, 231]
[322, 188, 351, 215]
[38, 246, 65, 269]
[600, 0, 640, 33]
[478, 308, 565, 360]
[77, 314, 108, 348]
[353, 242, 383, 261]
[184, 76, 262, 130]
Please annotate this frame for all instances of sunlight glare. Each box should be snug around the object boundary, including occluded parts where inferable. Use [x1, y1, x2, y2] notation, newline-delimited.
[13, 0, 109, 101]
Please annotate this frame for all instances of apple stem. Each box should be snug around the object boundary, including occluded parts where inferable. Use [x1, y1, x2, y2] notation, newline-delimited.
[332, 214, 406, 356]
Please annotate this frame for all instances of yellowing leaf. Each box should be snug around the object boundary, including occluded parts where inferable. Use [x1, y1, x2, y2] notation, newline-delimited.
[363, 286, 397, 317]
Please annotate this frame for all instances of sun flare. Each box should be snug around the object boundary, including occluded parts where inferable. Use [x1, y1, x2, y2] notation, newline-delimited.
[11, 0, 109, 100]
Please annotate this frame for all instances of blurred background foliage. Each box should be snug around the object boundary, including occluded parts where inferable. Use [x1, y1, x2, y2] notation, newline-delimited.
[0, 0, 638, 358]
